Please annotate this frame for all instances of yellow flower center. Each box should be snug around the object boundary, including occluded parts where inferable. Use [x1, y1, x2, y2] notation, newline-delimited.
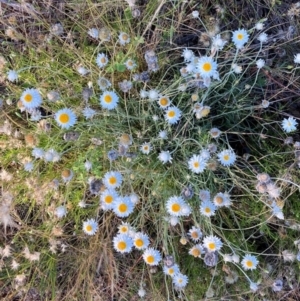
[109, 177, 116, 185]
[168, 268, 174, 274]
[159, 98, 168, 106]
[191, 248, 200, 257]
[135, 239, 144, 247]
[24, 93, 33, 102]
[237, 33, 244, 40]
[208, 242, 216, 250]
[200, 107, 210, 117]
[104, 195, 113, 204]
[101, 57, 107, 64]
[104, 94, 112, 103]
[223, 154, 230, 161]
[146, 255, 154, 264]
[119, 203, 128, 213]
[61, 169, 71, 178]
[205, 207, 211, 213]
[59, 113, 70, 124]
[117, 241, 126, 251]
[120, 226, 128, 233]
[202, 62, 212, 72]
[168, 110, 175, 118]
[191, 94, 199, 101]
[127, 60, 133, 66]
[246, 260, 253, 267]
[193, 162, 199, 168]
[122, 34, 128, 41]
[86, 225, 92, 232]
[171, 203, 180, 212]
[191, 232, 199, 239]
[215, 196, 223, 205]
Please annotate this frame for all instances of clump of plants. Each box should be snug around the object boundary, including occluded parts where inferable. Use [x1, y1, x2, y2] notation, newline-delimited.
[1, 1, 300, 300]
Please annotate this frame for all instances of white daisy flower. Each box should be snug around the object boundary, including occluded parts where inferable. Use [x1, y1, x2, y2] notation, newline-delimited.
[241, 254, 259, 270]
[163, 264, 180, 277]
[54, 108, 77, 129]
[142, 248, 162, 266]
[203, 235, 223, 252]
[96, 53, 109, 68]
[140, 142, 152, 154]
[113, 196, 134, 218]
[188, 226, 202, 242]
[133, 232, 150, 250]
[100, 189, 119, 210]
[213, 192, 231, 207]
[173, 273, 188, 289]
[158, 150, 173, 164]
[113, 233, 133, 253]
[281, 117, 298, 133]
[188, 154, 207, 174]
[100, 90, 119, 110]
[217, 149, 236, 166]
[188, 244, 205, 257]
[118, 32, 130, 45]
[82, 218, 98, 235]
[124, 58, 137, 70]
[117, 222, 135, 236]
[232, 28, 249, 49]
[197, 56, 218, 78]
[20, 88, 42, 109]
[157, 95, 171, 109]
[166, 196, 190, 217]
[200, 200, 216, 217]
[103, 171, 123, 189]
[165, 106, 182, 125]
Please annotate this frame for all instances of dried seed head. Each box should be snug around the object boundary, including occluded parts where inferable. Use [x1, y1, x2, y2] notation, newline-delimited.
[24, 134, 37, 147]
[256, 173, 270, 183]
